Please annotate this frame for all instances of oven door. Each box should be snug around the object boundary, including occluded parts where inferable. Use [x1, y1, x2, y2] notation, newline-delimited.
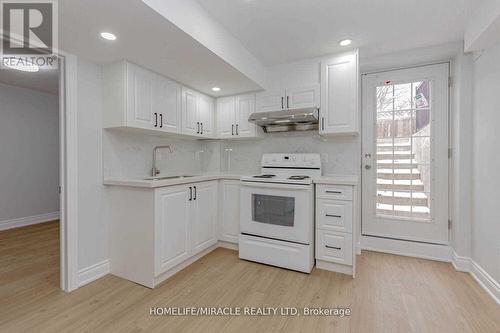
[240, 181, 313, 244]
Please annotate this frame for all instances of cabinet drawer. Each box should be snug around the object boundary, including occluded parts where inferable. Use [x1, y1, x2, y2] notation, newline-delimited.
[316, 199, 352, 233]
[316, 230, 353, 265]
[316, 184, 353, 201]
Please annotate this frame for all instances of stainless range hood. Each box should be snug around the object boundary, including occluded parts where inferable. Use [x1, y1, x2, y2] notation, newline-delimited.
[248, 108, 319, 133]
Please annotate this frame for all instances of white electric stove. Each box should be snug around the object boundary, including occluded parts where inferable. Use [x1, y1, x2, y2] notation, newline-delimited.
[239, 153, 322, 273]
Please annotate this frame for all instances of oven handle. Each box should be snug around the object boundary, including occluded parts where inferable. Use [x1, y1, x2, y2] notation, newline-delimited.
[240, 181, 312, 190]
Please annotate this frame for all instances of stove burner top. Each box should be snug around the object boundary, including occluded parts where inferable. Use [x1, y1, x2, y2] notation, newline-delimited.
[253, 174, 276, 179]
[288, 175, 310, 180]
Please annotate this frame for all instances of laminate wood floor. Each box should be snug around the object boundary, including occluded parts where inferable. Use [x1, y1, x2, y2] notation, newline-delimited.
[1, 221, 499, 332]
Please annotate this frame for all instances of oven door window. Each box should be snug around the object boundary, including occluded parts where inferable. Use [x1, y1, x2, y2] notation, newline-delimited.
[252, 194, 295, 227]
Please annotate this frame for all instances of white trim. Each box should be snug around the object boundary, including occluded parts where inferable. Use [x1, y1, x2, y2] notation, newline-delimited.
[78, 260, 110, 287]
[0, 212, 59, 231]
[59, 53, 79, 292]
[470, 261, 500, 305]
[361, 235, 452, 262]
[451, 251, 472, 272]
[217, 241, 238, 251]
[316, 260, 354, 277]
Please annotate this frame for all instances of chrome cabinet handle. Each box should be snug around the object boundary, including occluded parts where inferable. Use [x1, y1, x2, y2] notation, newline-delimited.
[325, 245, 342, 250]
[326, 214, 342, 218]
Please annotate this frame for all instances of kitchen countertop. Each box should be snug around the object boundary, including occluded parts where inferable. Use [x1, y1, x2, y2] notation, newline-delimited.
[104, 173, 359, 188]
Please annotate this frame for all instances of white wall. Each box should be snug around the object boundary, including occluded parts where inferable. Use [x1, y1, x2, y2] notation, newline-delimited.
[77, 59, 107, 271]
[471, 42, 500, 283]
[0, 83, 59, 224]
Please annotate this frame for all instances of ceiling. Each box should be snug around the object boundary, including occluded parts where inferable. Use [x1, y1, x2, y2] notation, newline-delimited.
[197, 0, 481, 65]
[0, 66, 59, 95]
[59, 0, 261, 96]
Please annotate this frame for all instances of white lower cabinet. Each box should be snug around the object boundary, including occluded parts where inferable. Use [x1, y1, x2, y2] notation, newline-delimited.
[219, 180, 240, 243]
[315, 183, 357, 276]
[108, 180, 218, 288]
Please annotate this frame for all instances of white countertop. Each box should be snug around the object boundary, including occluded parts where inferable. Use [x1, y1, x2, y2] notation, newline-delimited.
[104, 173, 358, 188]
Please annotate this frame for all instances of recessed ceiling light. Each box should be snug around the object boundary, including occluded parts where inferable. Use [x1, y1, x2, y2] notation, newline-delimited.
[100, 32, 117, 41]
[4, 60, 39, 72]
[212, 87, 221, 92]
[339, 39, 352, 46]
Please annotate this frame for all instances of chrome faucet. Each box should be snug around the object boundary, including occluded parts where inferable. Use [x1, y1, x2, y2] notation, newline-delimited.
[152, 145, 173, 177]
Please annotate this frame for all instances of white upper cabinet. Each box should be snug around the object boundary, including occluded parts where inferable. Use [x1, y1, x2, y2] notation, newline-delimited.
[104, 61, 181, 134]
[256, 85, 319, 112]
[216, 93, 257, 139]
[256, 88, 286, 112]
[286, 85, 320, 110]
[181, 87, 215, 138]
[320, 49, 359, 135]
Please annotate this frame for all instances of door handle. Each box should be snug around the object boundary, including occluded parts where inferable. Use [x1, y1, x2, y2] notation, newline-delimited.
[325, 245, 342, 250]
[200, 122, 203, 135]
[236, 124, 239, 135]
[364, 153, 372, 170]
[281, 97, 284, 109]
[189, 187, 192, 201]
[193, 186, 197, 200]
[159, 114, 163, 128]
[197, 122, 200, 134]
[232, 124, 234, 136]
[154, 113, 158, 127]
[286, 96, 289, 109]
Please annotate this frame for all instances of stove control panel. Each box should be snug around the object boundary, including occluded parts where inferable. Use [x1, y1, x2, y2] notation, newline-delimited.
[261, 153, 322, 169]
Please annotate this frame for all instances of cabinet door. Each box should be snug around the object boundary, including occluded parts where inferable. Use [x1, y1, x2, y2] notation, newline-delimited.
[235, 94, 256, 137]
[216, 97, 236, 138]
[192, 181, 218, 254]
[220, 180, 240, 243]
[320, 49, 359, 135]
[256, 88, 286, 113]
[198, 94, 214, 137]
[181, 87, 200, 136]
[126, 63, 155, 129]
[155, 185, 191, 275]
[154, 75, 181, 134]
[285, 84, 320, 109]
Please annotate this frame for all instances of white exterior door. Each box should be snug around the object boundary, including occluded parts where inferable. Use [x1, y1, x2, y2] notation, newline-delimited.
[192, 182, 218, 254]
[155, 185, 190, 274]
[126, 63, 155, 129]
[181, 87, 199, 136]
[361, 63, 449, 244]
[235, 94, 255, 137]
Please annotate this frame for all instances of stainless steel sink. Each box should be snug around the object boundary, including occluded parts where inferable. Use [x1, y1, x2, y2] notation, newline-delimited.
[143, 175, 195, 181]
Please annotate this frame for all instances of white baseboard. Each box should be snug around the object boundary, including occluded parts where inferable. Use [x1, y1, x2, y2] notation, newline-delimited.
[0, 211, 59, 231]
[361, 235, 452, 262]
[217, 240, 238, 251]
[470, 261, 500, 305]
[451, 251, 472, 272]
[78, 260, 110, 287]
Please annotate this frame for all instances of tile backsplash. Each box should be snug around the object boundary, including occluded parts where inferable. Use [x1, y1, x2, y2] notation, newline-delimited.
[103, 129, 360, 178]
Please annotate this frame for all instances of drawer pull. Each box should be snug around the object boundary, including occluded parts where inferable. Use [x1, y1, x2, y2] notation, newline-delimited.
[325, 190, 342, 194]
[326, 214, 342, 218]
[325, 245, 342, 250]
